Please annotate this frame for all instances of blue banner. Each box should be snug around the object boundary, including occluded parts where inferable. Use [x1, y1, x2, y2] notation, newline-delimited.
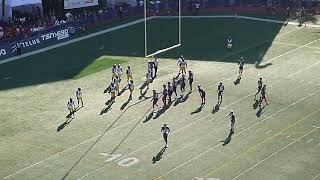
[0, 24, 75, 60]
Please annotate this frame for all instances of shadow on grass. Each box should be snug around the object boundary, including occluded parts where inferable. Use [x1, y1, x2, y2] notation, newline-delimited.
[191, 104, 204, 115]
[212, 102, 221, 114]
[222, 131, 234, 146]
[57, 118, 73, 132]
[60, 95, 152, 180]
[0, 17, 293, 91]
[256, 104, 267, 117]
[152, 147, 166, 164]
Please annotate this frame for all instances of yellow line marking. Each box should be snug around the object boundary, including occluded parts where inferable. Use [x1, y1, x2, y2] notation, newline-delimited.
[205, 108, 320, 177]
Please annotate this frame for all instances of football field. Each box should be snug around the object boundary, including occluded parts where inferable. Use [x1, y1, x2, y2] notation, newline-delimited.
[1, 16, 320, 180]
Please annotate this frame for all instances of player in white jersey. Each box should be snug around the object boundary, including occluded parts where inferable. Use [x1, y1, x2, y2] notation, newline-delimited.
[75, 88, 84, 107]
[116, 64, 123, 82]
[67, 98, 76, 118]
[114, 76, 121, 94]
[112, 64, 117, 80]
[226, 110, 236, 133]
[108, 82, 117, 102]
[126, 66, 133, 82]
[227, 36, 233, 54]
[177, 55, 188, 76]
[128, 80, 134, 100]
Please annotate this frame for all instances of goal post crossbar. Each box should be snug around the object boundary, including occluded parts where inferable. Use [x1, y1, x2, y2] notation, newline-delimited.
[145, 43, 181, 58]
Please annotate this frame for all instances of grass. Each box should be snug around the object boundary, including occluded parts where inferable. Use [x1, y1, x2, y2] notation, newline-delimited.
[1, 16, 320, 180]
[73, 57, 126, 79]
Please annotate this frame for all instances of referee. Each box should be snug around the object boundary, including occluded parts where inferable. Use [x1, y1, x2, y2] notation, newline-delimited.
[161, 124, 170, 148]
[226, 110, 236, 133]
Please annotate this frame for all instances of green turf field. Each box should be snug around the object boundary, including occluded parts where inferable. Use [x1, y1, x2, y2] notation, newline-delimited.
[1, 16, 320, 180]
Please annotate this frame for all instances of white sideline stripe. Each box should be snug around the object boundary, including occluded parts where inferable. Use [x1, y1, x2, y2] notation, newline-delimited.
[307, 139, 313, 143]
[154, 89, 320, 180]
[0, 17, 155, 65]
[265, 130, 273, 135]
[0, 15, 314, 65]
[159, 15, 320, 28]
[79, 47, 320, 179]
[1, 114, 145, 179]
[0, 16, 308, 179]
[312, 172, 320, 180]
[232, 128, 318, 180]
[146, 44, 181, 58]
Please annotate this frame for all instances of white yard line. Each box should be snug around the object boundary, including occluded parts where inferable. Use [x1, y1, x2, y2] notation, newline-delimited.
[153, 89, 320, 180]
[232, 128, 319, 180]
[1, 17, 312, 180]
[80, 59, 320, 179]
[312, 172, 320, 180]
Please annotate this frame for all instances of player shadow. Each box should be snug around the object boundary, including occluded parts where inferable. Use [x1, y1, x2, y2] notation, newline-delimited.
[139, 86, 148, 100]
[60, 103, 151, 180]
[212, 102, 221, 114]
[181, 91, 191, 103]
[256, 104, 267, 117]
[143, 111, 154, 123]
[191, 104, 204, 115]
[65, 107, 82, 118]
[110, 108, 151, 154]
[100, 101, 114, 115]
[234, 76, 241, 85]
[57, 118, 73, 132]
[152, 147, 166, 164]
[222, 131, 234, 146]
[252, 100, 260, 109]
[255, 62, 273, 69]
[103, 86, 111, 94]
[120, 99, 131, 110]
[153, 102, 173, 119]
[117, 87, 127, 96]
[173, 97, 181, 106]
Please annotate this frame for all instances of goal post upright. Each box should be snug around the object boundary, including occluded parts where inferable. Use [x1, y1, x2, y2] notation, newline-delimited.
[144, 0, 147, 57]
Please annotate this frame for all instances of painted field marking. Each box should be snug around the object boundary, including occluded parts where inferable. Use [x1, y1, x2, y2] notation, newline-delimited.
[1, 19, 311, 180]
[255, 127, 263, 133]
[156, 92, 320, 180]
[312, 172, 320, 180]
[307, 139, 313, 143]
[265, 130, 273, 135]
[232, 128, 319, 179]
[79, 44, 320, 180]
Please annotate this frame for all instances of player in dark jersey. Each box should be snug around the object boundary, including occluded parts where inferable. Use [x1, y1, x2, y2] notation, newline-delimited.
[217, 82, 225, 102]
[238, 57, 244, 78]
[162, 84, 168, 106]
[260, 84, 269, 106]
[286, 6, 291, 19]
[227, 36, 233, 54]
[172, 78, 178, 97]
[226, 110, 236, 133]
[167, 81, 173, 103]
[198, 85, 206, 105]
[152, 89, 160, 111]
[180, 75, 186, 94]
[188, 70, 194, 91]
[254, 78, 263, 100]
[161, 123, 170, 148]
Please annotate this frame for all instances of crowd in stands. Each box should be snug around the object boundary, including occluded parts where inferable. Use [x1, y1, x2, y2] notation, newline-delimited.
[0, 0, 319, 44]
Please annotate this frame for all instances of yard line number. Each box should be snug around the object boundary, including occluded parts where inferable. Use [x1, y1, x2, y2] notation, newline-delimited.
[100, 153, 139, 167]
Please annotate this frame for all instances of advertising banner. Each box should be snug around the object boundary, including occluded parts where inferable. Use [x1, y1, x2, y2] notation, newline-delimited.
[0, 25, 74, 60]
[64, 0, 98, 9]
